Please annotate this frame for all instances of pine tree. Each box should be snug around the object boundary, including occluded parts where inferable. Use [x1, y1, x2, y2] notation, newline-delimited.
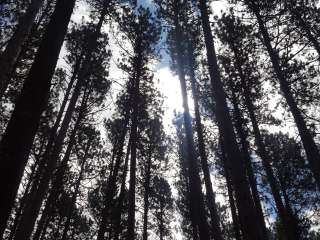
[0, 0, 76, 235]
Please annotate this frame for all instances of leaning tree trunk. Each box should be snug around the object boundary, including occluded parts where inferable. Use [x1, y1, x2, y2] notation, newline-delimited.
[13, 89, 90, 240]
[32, 96, 87, 240]
[0, 0, 44, 99]
[232, 41, 301, 240]
[247, 0, 320, 188]
[113, 138, 131, 240]
[187, 40, 223, 240]
[172, 6, 210, 239]
[97, 114, 129, 240]
[197, 1, 264, 239]
[220, 139, 242, 240]
[229, 87, 268, 240]
[7, 154, 40, 240]
[177, 129, 199, 240]
[142, 147, 153, 240]
[60, 136, 93, 240]
[12, 3, 109, 236]
[0, 0, 76, 236]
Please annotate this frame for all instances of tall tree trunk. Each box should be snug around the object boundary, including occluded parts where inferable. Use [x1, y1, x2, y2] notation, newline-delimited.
[229, 87, 268, 240]
[142, 147, 153, 240]
[159, 201, 164, 240]
[0, 0, 76, 235]
[247, 0, 320, 187]
[126, 50, 143, 240]
[27, 60, 82, 213]
[97, 115, 129, 240]
[0, 0, 44, 99]
[32, 97, 87, 240]
[8, 155, 40, 240]
[60, 136, 93, 240]
[172, 3, 210, 239]
[13, 89, 89, 240]
[187, 41, 223, 240]
[231, 40, 301, 240]
[220, 140, 242, 240]
[11, 2, 109, 234]
[113, 138, 131, 240]
[197, 1, 263, 239]
[177, 129, 199, 240]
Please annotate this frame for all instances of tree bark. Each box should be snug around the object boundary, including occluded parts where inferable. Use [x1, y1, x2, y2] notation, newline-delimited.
[187, 41, 223, 240]
[231, 36, 301, 239]
[13, 89, 89, 240]
[32, 95, 87, 240]
[113, 138, 131, 240]
[60, 136, 93, 240]
[172, 5, 210, 239]
[126, 50, 143, 240]
[197, 1, 264, 239]
[220, 139, 242, 240]
[7, 155, 40, 240]
[247, 0, 320, 188]
[97, 115, 129, 240]
[142, 147, 153, 240]
[229, 87, 268, 240]
[0, 0, 76, 235]
[0, 0, 44, 99]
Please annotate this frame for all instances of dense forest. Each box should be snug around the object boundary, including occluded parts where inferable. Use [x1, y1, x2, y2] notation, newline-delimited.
[0, 0, 320, 239]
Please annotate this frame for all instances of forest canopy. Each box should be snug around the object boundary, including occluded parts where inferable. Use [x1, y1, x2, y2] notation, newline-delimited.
[0, 0, 319, 239]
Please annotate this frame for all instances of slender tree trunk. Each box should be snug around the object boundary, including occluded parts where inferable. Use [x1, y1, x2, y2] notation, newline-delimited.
[220, 140, 242, 240]
[177, 130, 199, 240]
[159, 201, 164, 240]
[172, 4, 210, 239]
[247, 0, 320, 187]
[32, 96, 87, 240]
[0, 0, 44, 99]
[13, 90, 89, 240]
[197, 1, 263, 239]
[230, 41, 301, 239]
[27, 60, 82, 214]
[142, 147, 153, 240]
[60, 137, 93, 240]
[15, 8, 110, 233]
[8, 155, 40, 240]
[229, 85, 268, 240]
[126, 50, 143, 240]
[97, 115, 129, 240]
[0, 0, 76, 235]
[113, 138, 131, 240]
[187, 41, 223, 240]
